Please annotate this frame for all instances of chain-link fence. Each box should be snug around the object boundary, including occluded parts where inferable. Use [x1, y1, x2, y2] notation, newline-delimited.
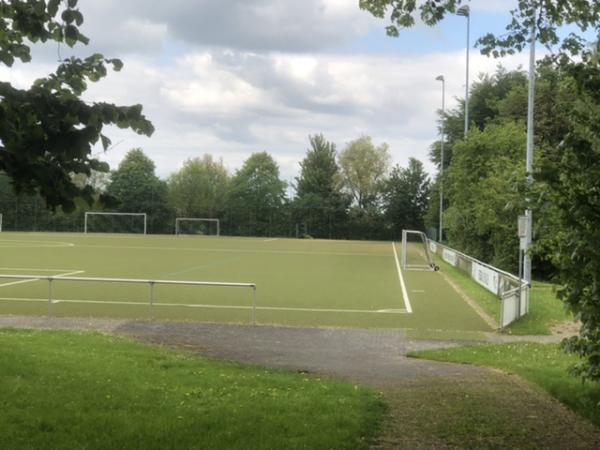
[0, 201, 407, 241]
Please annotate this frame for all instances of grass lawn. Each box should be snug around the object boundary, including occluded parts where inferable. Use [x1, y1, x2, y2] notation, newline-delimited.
[410, 342, 600, 427]
[0, 329, 384, 450]
[508, 281, 573, 335]
[433, 254, 572, 335]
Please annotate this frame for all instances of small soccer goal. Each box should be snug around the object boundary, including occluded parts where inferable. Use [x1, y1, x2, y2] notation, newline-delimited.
[175, 218, 220, 237]
[401, 230, 438, 271]
[84, 212, 147, 234]
[0, 213, 3, 232]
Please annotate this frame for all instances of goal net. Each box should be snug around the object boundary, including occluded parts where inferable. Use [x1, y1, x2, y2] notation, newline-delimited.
[175, 218, 220, 236]
[84, 212, 147, 234]
[401, 230, 436, 271]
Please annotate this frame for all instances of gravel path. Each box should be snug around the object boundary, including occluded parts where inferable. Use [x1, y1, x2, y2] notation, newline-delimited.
[0, 315, 569, 386]
[0, 315, 482, 386]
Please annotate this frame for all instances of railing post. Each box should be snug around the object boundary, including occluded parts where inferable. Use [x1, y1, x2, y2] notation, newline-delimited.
[149, 281, 155, 320]
[252, 285, 257, 325]
[48, 277, 53, 318]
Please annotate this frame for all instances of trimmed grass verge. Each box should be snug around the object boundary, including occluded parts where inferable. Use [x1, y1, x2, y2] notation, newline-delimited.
[433, 254, 571, 335]
[410, 342, 600, 427]
[0, 329, 384, 450]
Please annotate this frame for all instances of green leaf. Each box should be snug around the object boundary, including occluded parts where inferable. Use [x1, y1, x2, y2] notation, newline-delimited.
[64, 25, 78, 46]
[48, 0, 61, 16]
[100, 134, 111, 151]
[111, 59, 124, 71]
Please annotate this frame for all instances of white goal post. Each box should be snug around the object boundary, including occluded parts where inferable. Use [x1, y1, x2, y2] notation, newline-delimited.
[84, 212, 147, 234]
[401, 229, 437, 271]
[0, 213, 2, 232]
[175, 218, 220, 236]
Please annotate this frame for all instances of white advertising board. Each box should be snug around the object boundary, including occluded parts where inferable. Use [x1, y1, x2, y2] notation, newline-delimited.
[471, 262, 500, 295]
[442, 248, 457, 266]
[429, 242, 437, 253]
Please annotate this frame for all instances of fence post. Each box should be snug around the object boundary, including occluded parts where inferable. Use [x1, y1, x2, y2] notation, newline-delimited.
[149, 281, 155, 320]
[48, 277, 53, 318]
[252, 285, 257, 325]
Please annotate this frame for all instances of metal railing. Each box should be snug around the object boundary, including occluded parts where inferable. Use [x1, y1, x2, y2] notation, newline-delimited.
[0, 274, 257, 324]
[427, 240, 529, 328]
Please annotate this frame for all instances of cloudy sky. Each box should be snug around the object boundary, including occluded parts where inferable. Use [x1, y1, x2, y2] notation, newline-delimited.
[1, 0, 533, 188]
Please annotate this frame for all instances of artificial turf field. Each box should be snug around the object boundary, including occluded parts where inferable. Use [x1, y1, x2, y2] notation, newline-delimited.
[0, 232, 491, 333]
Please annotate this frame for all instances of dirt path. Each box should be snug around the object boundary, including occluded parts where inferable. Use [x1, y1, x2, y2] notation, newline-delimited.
[1, 315, 599, 449]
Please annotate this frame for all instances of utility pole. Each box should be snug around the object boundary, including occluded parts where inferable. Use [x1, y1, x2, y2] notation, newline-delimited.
[524, 7, 537, 283]
[457, 5, 470, 137]
[435, 75, 445, 242]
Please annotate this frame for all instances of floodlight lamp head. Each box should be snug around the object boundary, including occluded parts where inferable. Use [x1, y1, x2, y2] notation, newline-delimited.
[457, 5, 470, 17]
[436, 75, 444, 82]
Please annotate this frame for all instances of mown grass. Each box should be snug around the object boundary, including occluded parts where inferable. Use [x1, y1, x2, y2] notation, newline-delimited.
[0, 329, 384, 450]
[433, 254, 571, 335]
[508, 281, 573, 335]
[411, 342, 600, 427]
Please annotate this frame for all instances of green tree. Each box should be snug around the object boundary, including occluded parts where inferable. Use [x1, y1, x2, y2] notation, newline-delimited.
[338, 136, 391, 210]
[106, 149, 171, 233]
[444, 122, 526, 271]
[538, 59, 600, 381]
[226, 152, 287, 236]
[168, 155, 229, 218]
[430, 67, 528, 168]
[294, 134, 349, 238]
[360, 1, 600, 59]
[383, 158, 430, 237]
[362, 0, 600, 380]
[0, 0, 153, 211]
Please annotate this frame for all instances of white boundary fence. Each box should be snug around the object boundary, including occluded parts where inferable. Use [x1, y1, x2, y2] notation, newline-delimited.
[84, 212, 148, 235]
[175, 218, 220, 236]
[0, 274, 257, 324]
[427, 240, 529, 328]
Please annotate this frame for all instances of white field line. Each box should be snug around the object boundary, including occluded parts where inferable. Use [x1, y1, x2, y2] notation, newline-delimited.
[0, 240, 74, 248]
[76, 244, 388, 258]
[262, 238, 279, 242]
[392, 242, 412, 314]
[0, 267, 81, 272]
[0, 296, 408, 314]
[0, 270, 85, 288]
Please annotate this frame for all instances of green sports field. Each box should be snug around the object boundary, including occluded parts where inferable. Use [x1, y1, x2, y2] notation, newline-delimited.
[0, 232, 492, 333]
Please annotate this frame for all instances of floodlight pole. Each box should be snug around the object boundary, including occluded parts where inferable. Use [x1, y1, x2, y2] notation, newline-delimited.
[524, 8, 537, 284]
[436, 75, 446, 242]
[457, 5, 470, 137]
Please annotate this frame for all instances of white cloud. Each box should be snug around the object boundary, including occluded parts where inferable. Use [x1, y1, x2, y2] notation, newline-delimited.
[0, 0, 534, 188]
[75, 47, 529, 182]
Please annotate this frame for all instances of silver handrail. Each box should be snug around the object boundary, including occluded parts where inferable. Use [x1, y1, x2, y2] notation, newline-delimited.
[0, 274, 257, 324]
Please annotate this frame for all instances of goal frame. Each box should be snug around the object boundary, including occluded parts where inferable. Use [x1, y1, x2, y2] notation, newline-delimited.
[84, 212, 147, 235]
[0, 213, 2, 232]
[175, 218, 220, 237]
[401, 229, 436, 271]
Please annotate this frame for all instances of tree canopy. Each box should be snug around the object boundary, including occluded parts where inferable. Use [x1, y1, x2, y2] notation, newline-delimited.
[383, 158, 430, 235]
[359, 1, 600, 59]
[361, 0, 600, 381]
[106, 149, 171, 233]
[168, 155, 229, 218]
[0, 0, 153, 212]
[338, 136, 391, 210]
